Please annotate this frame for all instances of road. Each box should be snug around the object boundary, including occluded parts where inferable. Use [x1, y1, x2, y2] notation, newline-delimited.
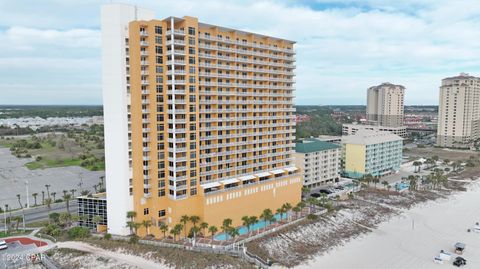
[0, 201, 78, 225]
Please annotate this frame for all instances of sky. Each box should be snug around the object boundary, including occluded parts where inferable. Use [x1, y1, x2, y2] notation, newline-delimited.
[0, 0, 479, 105]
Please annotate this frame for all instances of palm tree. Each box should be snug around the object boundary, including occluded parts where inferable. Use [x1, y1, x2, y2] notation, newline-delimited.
[51, 192, 57, 202]
[180, 215, 190, 238]
[208, 225, 218, 242]
[44, 198, 53, 221]
[45, 184, 51, 198]
[381, 180, 389, 190]
[126, 211, 137, 234]
[41, 191, 45, 205]
[132, 222, 141, 235]
[228, 227, 240, 242]
[292, 206, 301, 219]
[126, 221, 136, 235]
[63, 193, 72, 214]
[92, 215, 103, 231]
[372, 176, 380, 188]
[70, 189, 76, 197]
[221, 218, 233, 240]
[32, 193, 38, 206]
[170, 224, 183, 242]
[199, 222, 209, 237]
[283, 203, 292, 221]
[276, 207, 284, 221]
[141, 220, 152, 236]
[249, 216, 258, 235]
[364, 174, 374, 186]
[159, 223, 168, 239]
[260, 209, 273, 230]
[306, 197, 317, 213]
[189, 215, 200, 229]
[242, 216, 251, 234]
[16, 194, 23, 209]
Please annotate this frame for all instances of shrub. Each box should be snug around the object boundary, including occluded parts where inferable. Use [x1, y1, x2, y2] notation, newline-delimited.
[67, 227, 91, 239]
[104, 233, 112, 240]
[129, 235, 139, 244]
[49, 213, 60, 223]
[307, 214, 318, 221]
[43, 224, 61, 237]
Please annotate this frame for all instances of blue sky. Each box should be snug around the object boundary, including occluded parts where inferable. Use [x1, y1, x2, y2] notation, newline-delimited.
[0, 0, 479, 105]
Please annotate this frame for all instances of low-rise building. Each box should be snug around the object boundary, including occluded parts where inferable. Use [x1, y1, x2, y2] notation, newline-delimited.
[342, 123, 407, 138]
[295, 139, 341, 188]
[342, 130, 403, 179]
[77, 193, 107, 232]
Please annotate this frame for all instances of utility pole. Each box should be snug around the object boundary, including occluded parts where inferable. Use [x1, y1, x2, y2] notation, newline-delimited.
[25, 180, 30, 208]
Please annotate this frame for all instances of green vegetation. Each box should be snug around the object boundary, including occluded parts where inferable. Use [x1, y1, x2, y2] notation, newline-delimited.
[295, 106, 343, 138]
[0, 124, 105, 171]
[0, 105, 103, 119]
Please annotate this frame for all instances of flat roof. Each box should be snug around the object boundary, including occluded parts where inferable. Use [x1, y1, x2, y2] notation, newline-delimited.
[342, 130, 403, 145]
[295, 138, 340, 153]
[162, 16, 295, 44]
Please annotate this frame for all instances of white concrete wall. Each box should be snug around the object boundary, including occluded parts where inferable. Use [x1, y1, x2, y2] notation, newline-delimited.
[101, 3, 154, 236]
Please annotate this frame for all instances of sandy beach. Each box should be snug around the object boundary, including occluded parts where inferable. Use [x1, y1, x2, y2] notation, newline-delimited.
[299, 181, 480, 269]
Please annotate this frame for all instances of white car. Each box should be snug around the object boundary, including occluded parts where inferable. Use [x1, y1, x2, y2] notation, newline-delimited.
[0, 240, 7, 250]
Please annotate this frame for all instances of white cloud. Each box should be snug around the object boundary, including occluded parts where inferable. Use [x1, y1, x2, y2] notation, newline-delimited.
[0, 0, 479, 105]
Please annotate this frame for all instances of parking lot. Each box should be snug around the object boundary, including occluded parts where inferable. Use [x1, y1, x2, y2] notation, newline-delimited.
[0, 147, 104, 210]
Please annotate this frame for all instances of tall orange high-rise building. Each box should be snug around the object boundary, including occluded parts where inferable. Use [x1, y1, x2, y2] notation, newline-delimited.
[102, 4, 301, 238]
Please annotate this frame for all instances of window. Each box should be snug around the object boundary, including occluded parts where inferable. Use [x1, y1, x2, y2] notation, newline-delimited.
[189, 57, 195, 64]
[156, 56, 163, 64]
[158, 189, 165, 197]
[155, 36, 162, 44]
[190, 188, 197, 196]
[158, 210, 166, 217]
[188, 47, 195, 55]
[144, 208, 149, 215]
[155, 26, 162, 34]
[155, 46, 163, 54]
[188, 27, 196, 35]
[156, 66, 163, 73]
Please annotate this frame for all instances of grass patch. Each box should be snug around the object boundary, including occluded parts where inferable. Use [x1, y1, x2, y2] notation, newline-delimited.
[0, 230, 31, 238]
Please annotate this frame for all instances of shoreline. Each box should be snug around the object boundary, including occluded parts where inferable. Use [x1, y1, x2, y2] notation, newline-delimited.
[298, 179, 480, 269]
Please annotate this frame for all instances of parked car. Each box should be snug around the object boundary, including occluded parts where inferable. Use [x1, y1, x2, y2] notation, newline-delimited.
[319, 189, 332, 195]
[310, 193, 321, 198]
[453, 256, 467, 267]
[0, 240, 7, 250]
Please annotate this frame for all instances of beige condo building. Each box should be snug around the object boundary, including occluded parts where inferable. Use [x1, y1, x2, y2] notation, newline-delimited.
[437, 73, 480, 148]
[366, 83, 405, 127]
[102, 5, 302, 238]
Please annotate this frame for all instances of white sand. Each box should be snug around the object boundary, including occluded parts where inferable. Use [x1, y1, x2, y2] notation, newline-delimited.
[299, 182, 480, 269]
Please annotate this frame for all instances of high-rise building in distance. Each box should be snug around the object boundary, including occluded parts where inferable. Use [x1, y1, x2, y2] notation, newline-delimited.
[366, 83, 405, 127]
[437, 73, 480, 148]
[102, 4, 301, 237]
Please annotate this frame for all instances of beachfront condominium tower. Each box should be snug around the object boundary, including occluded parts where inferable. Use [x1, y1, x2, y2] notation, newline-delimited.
[101, 4, 301, 237]
[366, 83, 405, 127]
[437, 73, 480, 148]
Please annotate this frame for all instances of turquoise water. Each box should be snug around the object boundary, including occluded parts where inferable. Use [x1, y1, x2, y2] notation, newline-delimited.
[395, 182, 410, 190]
[214, 213, 288, 241]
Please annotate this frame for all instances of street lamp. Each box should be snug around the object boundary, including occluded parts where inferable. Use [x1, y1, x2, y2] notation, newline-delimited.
[4, 204, 8, 235]
[25, 180, 30, 209]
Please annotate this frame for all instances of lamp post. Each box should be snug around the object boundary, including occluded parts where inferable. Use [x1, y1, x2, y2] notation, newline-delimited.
[4, 204, 8, 235]
[25, 180, 30, 209]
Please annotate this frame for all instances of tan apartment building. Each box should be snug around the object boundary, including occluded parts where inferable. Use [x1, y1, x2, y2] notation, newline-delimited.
[366, 83, 405, 127]
[102, 4, 301, 237]
[437, 73, 480, 148]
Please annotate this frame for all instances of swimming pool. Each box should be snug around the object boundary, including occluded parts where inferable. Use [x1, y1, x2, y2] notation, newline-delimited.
[395, 182, 410, 191]
[214, 213, 288, 241]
